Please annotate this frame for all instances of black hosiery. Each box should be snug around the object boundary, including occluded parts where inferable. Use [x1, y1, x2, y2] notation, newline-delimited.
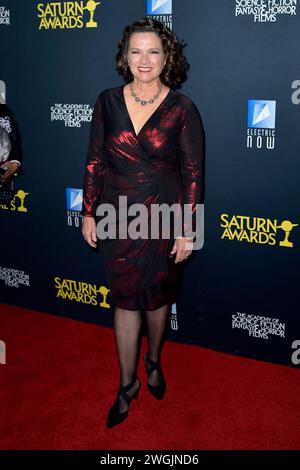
[113, 307, 142, 412]
[145, 303, 170, 387]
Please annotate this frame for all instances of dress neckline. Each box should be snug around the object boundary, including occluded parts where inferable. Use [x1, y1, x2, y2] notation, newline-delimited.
[121, 84, 172, 138]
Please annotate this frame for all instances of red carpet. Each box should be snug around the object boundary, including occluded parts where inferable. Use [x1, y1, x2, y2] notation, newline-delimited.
[0, 303, 299, 450]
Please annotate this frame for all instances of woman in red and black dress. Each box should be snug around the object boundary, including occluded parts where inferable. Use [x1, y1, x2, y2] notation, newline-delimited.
[82, 17, 204, 428]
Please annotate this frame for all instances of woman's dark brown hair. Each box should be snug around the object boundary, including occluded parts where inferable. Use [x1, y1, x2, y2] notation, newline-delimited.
[116, 17, 189, 88]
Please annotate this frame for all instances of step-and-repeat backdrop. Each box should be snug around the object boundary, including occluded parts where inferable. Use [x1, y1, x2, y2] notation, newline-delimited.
[1, 0, 299, 367]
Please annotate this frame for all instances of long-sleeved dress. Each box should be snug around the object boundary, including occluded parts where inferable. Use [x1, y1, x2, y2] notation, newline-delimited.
[82, 85, 204, 311]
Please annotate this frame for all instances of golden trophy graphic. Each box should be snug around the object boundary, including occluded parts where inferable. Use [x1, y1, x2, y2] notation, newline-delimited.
[99, 285, 110, 308]
[85, 0, 100, 28]
[15, 190, 29, 212]
[278, 220, 298, 247]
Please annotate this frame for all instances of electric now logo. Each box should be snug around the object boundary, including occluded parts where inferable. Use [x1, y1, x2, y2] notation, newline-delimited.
[65, 188, 83, 227]
[247, 99, 276, 149]
[147, 0, 172, 15]
[66, 188, 83, 211]
[248, 100, 276, 129]
[147, 0, 172, 29]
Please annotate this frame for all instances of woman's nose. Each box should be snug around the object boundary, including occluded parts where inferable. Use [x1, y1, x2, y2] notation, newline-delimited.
[139, 54, 150, 65]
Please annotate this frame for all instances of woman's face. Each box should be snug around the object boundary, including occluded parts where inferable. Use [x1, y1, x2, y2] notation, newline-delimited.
[127, 32, 166, 84]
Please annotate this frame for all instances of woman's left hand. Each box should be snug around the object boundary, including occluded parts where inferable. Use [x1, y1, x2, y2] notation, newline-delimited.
[169, 237, 193, 263]
[0, 161, 19, 184]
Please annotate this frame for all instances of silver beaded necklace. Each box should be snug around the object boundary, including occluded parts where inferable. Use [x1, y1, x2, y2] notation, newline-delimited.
[130, 83, 162, 106]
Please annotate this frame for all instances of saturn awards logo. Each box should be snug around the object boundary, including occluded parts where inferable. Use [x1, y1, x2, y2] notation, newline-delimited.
[0, 189, 29, 212]
[37, 0, 101, 30]
[220, 213, 298, 248]
[54, 276, 110, 309]
[147, 0, 172, 29]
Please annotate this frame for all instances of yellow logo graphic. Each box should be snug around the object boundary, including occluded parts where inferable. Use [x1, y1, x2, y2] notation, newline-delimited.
[278, 220, 298, 247]
[37, 1, 101, 30]
[0, 189, 29, 212]
[54, 277, 110, 308]
[85, 0, 100, 27]
[220, 214, 298, 248]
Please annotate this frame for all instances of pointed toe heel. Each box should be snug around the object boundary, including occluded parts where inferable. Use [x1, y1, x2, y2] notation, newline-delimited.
[144, 352, 166, 400]
[147, 381, 166, 400]
[106, 377, 140, 428]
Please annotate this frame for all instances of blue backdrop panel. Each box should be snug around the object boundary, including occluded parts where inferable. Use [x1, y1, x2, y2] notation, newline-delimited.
[1, 0, 299, 367]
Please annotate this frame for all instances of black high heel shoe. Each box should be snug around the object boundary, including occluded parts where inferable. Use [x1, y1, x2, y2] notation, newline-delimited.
[106, 377, 140, 428]
[144, 352, 166, 400]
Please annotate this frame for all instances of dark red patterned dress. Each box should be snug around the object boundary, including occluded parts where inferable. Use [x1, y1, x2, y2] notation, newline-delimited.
[82, 85, 204, 311]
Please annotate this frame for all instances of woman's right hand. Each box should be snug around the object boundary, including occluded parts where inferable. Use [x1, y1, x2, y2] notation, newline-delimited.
[82, 216, 97, 248]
